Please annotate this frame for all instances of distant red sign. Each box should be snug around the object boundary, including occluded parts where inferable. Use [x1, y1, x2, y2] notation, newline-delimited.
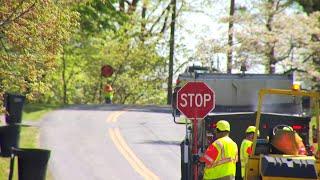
[101, 65, 113, 77]
[177, 82, 215, 119]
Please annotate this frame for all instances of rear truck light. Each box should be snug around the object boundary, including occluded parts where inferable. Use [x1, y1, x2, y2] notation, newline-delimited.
[211, 123, 216, 128]
[292, 125, 303, 130]
[263, 123, 268, 129]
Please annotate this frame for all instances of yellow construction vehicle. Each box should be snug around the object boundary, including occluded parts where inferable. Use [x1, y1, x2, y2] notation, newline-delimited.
[246, 88, 320, 180]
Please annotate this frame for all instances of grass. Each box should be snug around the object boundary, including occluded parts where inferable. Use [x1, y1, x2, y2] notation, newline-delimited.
[22, 104, 61, 121]
[0, 103, 60, 180]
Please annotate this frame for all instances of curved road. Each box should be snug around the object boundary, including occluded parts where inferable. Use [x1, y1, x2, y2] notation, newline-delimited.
[40, 105, 185, 180]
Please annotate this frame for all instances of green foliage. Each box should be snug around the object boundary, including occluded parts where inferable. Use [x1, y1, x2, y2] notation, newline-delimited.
[76, 0, 126, 33]
[0, 0, 79, 111]
[50, 21, 167, 104]
[295, 0, 320, 13]
[1, 0, 175, 105]
[102, 26, 167, 104]
[45, 0, 168, 105]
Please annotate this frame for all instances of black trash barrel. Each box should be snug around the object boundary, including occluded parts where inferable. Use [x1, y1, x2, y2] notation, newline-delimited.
[0, 125, 20, 157]
[4, 93, 26, 125]
[12, 148, 51, 180]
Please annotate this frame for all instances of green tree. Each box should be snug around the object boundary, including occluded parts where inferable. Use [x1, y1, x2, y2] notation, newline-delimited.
[0, 0, 78, 110]
[295, 0, 320, 13]
[51, 0, 184, 105]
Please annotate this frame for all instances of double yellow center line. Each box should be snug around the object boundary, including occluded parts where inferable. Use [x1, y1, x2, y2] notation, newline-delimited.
[106, 111, 124, 123]
[107, 111, 159, 180]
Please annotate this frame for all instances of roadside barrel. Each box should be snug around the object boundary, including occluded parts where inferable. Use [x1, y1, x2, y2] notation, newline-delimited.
[4, 93, 26, 125]
[9, 148, 51, 180]
[0, 125, 20, 157]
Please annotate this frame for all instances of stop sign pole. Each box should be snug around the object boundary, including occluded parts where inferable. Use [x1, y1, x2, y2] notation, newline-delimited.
[177, 82, 215, 180]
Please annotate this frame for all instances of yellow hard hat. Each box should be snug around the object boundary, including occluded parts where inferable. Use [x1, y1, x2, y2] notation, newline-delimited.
[246, 126, 260, 136]
[216, 120, 230, 131]
[283, 126, 293, 131]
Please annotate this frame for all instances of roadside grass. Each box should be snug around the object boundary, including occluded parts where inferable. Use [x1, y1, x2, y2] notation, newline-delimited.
[0, 103, 59, 180]
[23, 104, 60, 121]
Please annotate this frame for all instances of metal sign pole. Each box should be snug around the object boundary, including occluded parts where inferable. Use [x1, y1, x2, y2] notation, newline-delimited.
[193, 117, 198, 180]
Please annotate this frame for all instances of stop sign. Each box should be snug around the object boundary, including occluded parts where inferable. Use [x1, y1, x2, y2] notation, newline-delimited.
[177, 82, 215, 119]
[101, 65, 114, 77]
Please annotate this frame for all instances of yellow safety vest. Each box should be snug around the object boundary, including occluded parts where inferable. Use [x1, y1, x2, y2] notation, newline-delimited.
[203, 136, 238, 180]
[105, 92, 113, 99]
[240, 139, 252, 178]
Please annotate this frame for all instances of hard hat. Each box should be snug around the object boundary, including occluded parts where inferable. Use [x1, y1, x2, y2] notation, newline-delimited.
[216, 120, 230, 132]
[105, 84, 113, 92]
[283, 126, 293, 131]
[246, 126, 260, 136]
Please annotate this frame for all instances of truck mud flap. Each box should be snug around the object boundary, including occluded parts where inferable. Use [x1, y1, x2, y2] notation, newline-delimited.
[260, 155, 317, 179]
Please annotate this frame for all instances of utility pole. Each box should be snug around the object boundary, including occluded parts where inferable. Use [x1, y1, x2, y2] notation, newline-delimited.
[227, 0, 235, 74]
[167, 0, 176, 105]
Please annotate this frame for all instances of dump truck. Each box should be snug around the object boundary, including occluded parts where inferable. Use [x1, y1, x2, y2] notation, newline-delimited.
[172, 65, 317, 180]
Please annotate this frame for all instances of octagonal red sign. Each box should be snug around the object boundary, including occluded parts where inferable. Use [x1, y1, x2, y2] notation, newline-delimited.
[101, 65, 114, 77]
[177, 82, 215, 119]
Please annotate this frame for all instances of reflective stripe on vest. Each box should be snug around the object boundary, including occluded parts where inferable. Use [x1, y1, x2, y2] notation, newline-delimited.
[203, 136, 238, 179]
[240, 139, 252, 178]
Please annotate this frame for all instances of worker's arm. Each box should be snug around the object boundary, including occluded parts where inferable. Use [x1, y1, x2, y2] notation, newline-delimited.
[199, 144, 219, 166]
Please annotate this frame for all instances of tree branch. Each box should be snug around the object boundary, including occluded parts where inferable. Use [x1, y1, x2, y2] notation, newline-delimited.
[275, 44, 294, 63]
[283, 67, 307, 74]
[148, 2, 171, 34]
[160, 8, 170, 34]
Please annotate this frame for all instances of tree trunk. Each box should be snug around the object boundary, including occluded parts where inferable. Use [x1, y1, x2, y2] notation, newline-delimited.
[99, 71, 103, 103]
[266, 11, 276, 74]
[128, 0, 139, 14]
[119, 0, 125, 12]
[267, 46, 276, 74]
[167, 0, 176, 105]
[227, 0, 235, 74]
[141, 0, 147, 41]
[62, 52, 67, 104]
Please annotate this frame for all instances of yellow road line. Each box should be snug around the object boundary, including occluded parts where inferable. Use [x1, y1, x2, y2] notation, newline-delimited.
[106, 111, 124, 123]
[109, 128, 160, 180]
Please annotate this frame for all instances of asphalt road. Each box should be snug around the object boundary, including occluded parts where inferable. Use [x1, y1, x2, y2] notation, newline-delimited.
[40, 104, 185, 180]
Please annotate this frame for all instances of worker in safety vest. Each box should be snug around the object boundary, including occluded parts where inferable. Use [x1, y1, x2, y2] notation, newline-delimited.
[200, 120, 238, 180]
[282, 126, 306, 155]
[104, 84, 114, 104]
[240, 126, 259, 179]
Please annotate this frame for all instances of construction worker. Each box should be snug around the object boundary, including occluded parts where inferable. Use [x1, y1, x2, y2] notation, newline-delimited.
[104, 84, 114, 104]
[240, 126, 259, 179]
[282, 126, 306, 155]
[200, 120, 238, 180]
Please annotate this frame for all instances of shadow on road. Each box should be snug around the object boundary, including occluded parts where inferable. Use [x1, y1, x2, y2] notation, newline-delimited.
[62, 104, 172, 114]
[138, 140, 181, 146]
